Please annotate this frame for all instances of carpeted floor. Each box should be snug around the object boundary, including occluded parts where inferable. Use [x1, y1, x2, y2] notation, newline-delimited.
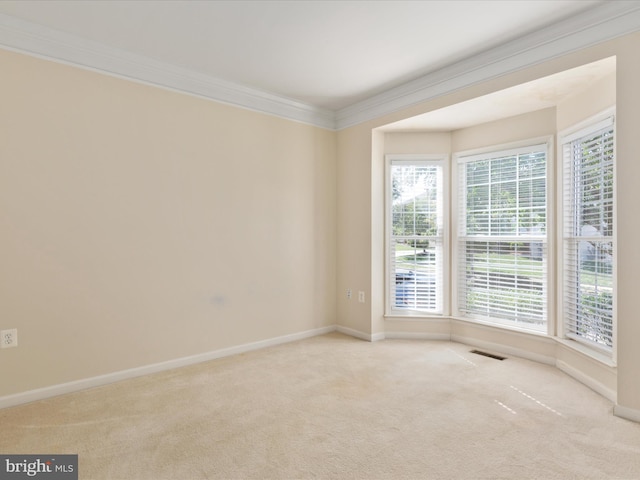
[2, 332, 640, 479]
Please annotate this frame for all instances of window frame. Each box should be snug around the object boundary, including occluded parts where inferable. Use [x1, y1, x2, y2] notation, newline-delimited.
[385, 154, 449, 317]
[558, 109, 616, 359]
[452, 137, 554, 334]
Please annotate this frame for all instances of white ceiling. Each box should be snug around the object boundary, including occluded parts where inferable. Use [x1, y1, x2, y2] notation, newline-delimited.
[0, 0, 637, 129]
[0, 0, 607, 109]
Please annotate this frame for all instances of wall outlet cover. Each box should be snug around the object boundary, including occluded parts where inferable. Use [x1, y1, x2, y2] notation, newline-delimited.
[1, 328, 18, 348]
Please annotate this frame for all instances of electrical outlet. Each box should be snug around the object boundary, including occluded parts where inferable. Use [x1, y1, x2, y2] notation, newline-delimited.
[1, 329, 18, 348]
[347, 289, 352, 299]
[358, 291, 365, 303]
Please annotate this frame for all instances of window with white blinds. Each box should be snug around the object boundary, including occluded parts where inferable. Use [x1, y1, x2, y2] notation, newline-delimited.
[562, 117, 614, 351]
[457, 144, 548, 331]
[387, 157, 444, 314]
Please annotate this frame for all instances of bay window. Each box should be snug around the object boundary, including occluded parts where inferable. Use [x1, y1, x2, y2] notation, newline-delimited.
[384, 116, 616, 358]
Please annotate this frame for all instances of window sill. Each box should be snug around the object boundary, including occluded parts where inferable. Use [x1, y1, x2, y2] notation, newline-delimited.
[384, 313, 449, 322]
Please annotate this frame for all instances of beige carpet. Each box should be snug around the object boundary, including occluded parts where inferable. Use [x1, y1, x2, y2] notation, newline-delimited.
[2, 332, 640, 479]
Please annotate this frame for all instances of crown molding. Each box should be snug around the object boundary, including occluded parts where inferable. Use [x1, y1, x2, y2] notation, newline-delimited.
[335, 1, 640, 130]
[0, 13, 336, 130]
[1, 3, 639, 132]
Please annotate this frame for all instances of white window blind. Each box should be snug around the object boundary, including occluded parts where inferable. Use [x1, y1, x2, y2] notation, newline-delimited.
[562, 118, 614, 351]
[388, 158, 444, 313]
[457, 145, 547, 330]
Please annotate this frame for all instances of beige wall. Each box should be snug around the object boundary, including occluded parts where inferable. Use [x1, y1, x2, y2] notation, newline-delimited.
[336, 128, 372, 335]
[337, 32, 640, 414]
[383, 132, 451, 154]
[556, 71, 616, 132]
[614, 40, 640, 412]
[451, 108, 556, 153]
[0, 49, 337, 396]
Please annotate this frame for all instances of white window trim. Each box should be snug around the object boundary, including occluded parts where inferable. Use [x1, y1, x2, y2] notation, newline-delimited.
[557, 107, 616, 362]
[452, 136, 555, 335]
[385, 154, 449, 317]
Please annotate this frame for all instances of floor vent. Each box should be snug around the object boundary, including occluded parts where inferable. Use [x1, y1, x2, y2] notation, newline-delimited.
[470, 349, 506, 361]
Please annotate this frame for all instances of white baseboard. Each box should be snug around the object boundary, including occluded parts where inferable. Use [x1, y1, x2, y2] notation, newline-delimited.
[0, 325, 337, 410]
[451, 333, 556, 366]
[614, 404, 640, 424]
[556, 360, 616, 402]
[384, 331, 451, 341]
[335, 325, 384, 342]
[371, 332, 385, 342]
